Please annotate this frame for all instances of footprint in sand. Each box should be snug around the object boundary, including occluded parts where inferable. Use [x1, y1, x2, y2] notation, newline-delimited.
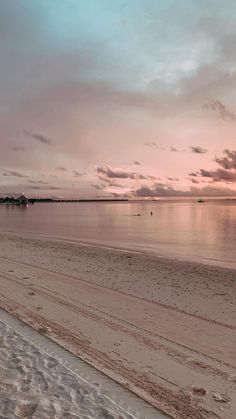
[15, 400, 38, 417]
[31, 370, 49, 392]
[1, 398, 17, 417]
[44, 357, 58, 369]
[191, 386, 206, 396]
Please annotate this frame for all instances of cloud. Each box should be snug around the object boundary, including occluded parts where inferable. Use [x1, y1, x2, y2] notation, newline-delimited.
[56, 167, 67, 171]
[215, 149, 236, 170]
[48, 186, 63, 190]
[91, 183, 105, 190]
[73, 170, 86, 177]
[31, 186, 44, 190]
[134, 183, 236, 197]
[190, 178, 200, 184]
[95, 165, 147, 180]
[31, 185, 63, 191]
[190, 149, 236, 183]
[10, 146, 32, 151]
[28, 179, 48, 185]
[167, 177, 180, 181]
[25, 131, 52, 145]
[198, 168, 236, 182]
[170, 146, 178, 152]
[1, 169, 28, 178]
[204, 100, 236, 121]
[1, 1, 236, 198]
[190, 146, 207, 154]
[126, 160, 141, 166]
[145, 142, 163, 149]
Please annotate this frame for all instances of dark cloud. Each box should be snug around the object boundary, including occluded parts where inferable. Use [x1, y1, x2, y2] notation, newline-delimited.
[134, 183, 236, 197]
[190, 146, 207, 154]
[31, 186, 44, 190]
[11, 146, 32, 151]
[126, 160, 141, 166]
[145, 142, 163, 149]
[134, 184, 175, 197]
[91, 183, 105, 190]
[25, 131, 52, 145]
[48, 186, 63, 190]
[73, 170, 86, 177]
[56, 167, 67, 171]
[170, 146, 178, 152]
[167, 177, 180, 181]
[28, 180, 48, 185]
[199, 168, 236, 182]
[215, 149, 236, 170]
[31, 185, 63, 191]
[190, 178, 200, 184]
[107, 181, 124, 188]
[30, 185, 64, 191]
[190, 149, 236, 183]
[96, 165, 147, 180]
[94, 174, 125, 189]
[1, 169, 28, 178]
[93, 180, 124, 190]
[204, 100, 236, 121]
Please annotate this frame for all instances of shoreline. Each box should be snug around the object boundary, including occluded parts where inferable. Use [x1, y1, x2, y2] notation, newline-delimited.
[0, 231, 235, 327]
[2, 229, 236, 271]
[0, 231, 235, 418]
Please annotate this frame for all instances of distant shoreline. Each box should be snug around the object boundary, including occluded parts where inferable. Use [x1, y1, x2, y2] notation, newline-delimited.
[0, 198, 129, 204]
[1, 197, 236, 205]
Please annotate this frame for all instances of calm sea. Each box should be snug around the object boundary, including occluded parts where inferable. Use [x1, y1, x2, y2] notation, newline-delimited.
[0, 200, 236, 269]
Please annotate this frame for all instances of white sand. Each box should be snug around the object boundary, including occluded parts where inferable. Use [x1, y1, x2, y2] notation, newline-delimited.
[0, 322, 131, 419]
[0, 310, 162, 419]
[0, 232, 235, 418]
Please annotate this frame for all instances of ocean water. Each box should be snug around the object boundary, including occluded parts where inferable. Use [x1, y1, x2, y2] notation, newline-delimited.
[0, 199, 236, 269]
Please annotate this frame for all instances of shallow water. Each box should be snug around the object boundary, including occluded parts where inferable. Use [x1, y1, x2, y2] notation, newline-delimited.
[0, 199, 236, 269]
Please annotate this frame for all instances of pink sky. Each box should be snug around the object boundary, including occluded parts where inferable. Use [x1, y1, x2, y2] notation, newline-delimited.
[1, 0, 236, 198]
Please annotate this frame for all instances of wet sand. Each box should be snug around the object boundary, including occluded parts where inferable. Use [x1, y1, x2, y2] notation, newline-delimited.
[0, 232, 235, 418]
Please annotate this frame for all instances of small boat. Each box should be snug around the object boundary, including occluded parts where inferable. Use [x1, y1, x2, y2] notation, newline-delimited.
[197, 199, 205, 203]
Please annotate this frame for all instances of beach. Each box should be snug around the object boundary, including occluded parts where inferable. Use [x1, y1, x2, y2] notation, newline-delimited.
[0, 231, 235, 418]
[0, 309, 162, 419]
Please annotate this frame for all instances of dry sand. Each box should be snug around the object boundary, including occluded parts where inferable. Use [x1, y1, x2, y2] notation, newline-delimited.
[0, 309, 161, 419]
[0, 317, 133, 418]
[0, 232, 235, 418]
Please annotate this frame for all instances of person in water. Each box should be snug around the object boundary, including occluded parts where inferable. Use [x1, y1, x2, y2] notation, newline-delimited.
[150, 211, 153, 216]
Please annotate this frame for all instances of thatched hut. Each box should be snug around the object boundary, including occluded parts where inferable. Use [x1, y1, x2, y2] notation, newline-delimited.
[18, 195, 28, 204]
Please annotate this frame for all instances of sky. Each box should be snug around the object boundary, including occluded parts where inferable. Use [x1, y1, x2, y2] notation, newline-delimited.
[1, 0, 236, 199]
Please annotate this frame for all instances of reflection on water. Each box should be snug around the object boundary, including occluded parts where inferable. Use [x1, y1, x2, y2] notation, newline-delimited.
[0, 200, 236, 268]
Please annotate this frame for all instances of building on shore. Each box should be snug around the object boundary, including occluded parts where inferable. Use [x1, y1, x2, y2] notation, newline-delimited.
[0, 194, 29, 205]
[18, 195, 28, 205]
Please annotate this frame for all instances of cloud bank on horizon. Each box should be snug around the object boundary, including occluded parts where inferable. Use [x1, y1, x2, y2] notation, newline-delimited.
[1, 0, 236, 198]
